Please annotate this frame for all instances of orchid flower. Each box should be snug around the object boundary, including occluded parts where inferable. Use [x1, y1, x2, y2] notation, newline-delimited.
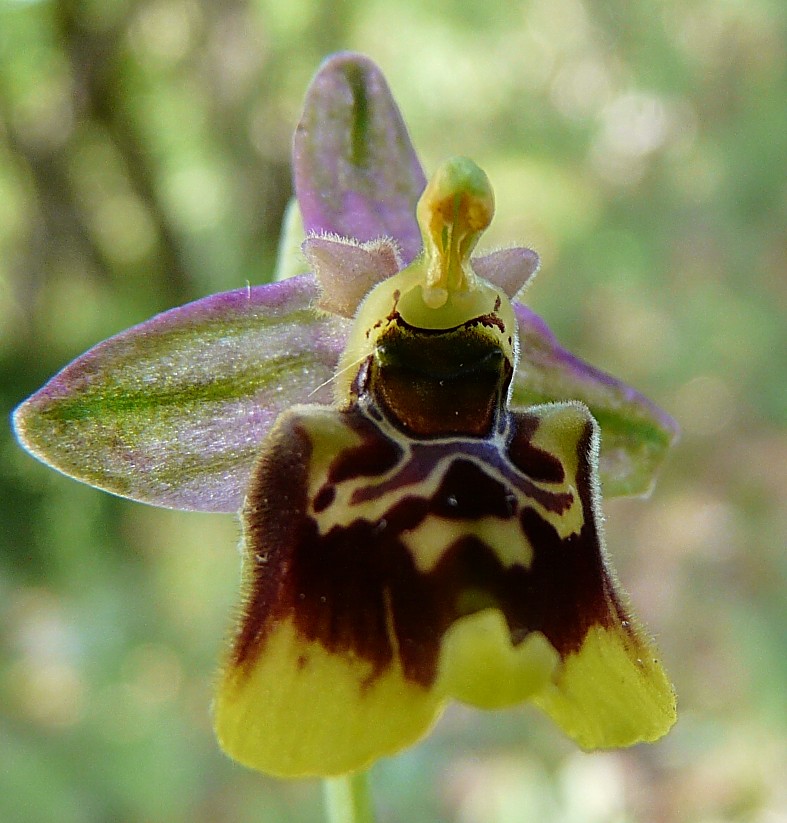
[12, 53, 677, 785]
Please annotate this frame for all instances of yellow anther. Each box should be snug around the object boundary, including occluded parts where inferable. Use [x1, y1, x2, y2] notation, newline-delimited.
[416, 157, 495, 308]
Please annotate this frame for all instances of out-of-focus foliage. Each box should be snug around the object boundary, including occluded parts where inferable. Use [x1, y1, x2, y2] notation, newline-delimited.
[1, 1, 784, 821]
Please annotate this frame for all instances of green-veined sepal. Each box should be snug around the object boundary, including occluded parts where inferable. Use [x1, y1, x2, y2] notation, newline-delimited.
[294, 53, 427, 264]
[513, 304, 679, 497]
[12, 276, 350, 512]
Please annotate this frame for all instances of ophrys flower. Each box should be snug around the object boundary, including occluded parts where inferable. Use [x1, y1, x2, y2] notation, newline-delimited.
[13, 52, 678, 778]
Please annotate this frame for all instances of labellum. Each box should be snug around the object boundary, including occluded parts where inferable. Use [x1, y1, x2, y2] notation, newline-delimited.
[214, 158, 676, 778]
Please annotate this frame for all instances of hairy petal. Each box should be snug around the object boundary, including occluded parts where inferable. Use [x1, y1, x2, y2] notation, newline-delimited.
[511, 304, 679, 497]
[293, 52, 426, 264]
[302, 236, 540, 319]
[473, 247, 541, 298]
[303, 234, 401, 317]
[13, 276, 351, 512]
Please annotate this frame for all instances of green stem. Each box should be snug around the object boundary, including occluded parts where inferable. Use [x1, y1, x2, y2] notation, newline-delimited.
[322, 771, 376, 823]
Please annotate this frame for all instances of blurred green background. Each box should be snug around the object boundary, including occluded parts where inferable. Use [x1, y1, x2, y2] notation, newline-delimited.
[1, 0, 785, 821]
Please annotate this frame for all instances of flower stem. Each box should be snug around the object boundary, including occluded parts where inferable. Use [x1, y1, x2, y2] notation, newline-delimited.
[322, 771, 376, 823]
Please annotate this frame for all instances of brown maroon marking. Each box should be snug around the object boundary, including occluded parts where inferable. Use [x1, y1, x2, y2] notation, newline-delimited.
[518, 422, 629, 646]
[313, 484, 336, 512]
[372, 360, 506, 438]
[349, 355, 372, 400]
[327, 411, 404, 484]
[370, 323, 512, 438]
[351, 434, 573, 515]
[470, 313, 506, 333]
[431, 459, 517, 519]
[387, 310, 506, 337]
[234, 413, 631, 688]
[233, 420, 313, 671]
[508, 413, 566, 484]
